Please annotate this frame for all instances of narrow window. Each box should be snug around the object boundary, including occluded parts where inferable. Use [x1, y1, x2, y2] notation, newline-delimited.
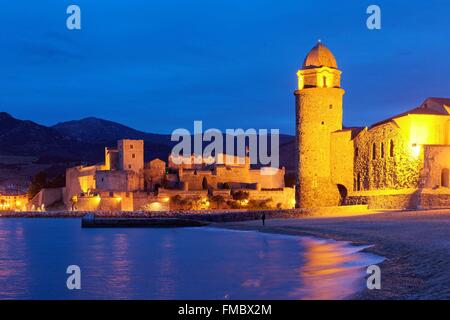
[355, 147, 359, 158]
[132, 154, 136, 159]
[381, 142, 385, 158]
[372, 143, 376, 160]
[357, 173, 361, 191]
[442, 169, 450, 187]
[390, 140, 394, 157]
[130, 144, 134, 149]
[128, 164, 132, 169]
[323, 76, 327, 88]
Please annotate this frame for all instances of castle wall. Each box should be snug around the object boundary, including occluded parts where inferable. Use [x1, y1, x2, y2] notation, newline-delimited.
[118, 139, 144, 173]
[144, 159, 166, 191]
[74, 191, 169, 212]
[105, 147, 119, 170]
[96, 170, 143, 192]
[65, 164, 103, 205]
[249, 168, 285, 189]
[179, 170, 215, 190]
[240, 187, 295, 209]
[30, 187, 65, 209]
[179, 166, 285, 191]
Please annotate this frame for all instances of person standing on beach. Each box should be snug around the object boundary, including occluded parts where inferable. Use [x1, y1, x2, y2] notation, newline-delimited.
[262, 213, 266, 226]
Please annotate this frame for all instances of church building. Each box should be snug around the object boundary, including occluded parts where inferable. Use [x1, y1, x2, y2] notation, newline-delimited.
[296, 42, 450, 209]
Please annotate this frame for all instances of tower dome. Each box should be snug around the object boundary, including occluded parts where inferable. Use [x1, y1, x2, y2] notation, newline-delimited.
[302, 42, 338, 69]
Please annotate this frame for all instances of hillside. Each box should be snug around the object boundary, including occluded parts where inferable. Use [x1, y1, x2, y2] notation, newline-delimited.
[52, 117, 172, 145]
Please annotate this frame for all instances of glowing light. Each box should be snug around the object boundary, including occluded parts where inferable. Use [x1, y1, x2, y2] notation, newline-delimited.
[290, 198, 296, 208]
[148, 202, 162, 211]
[239, 199, 249, 207]
[411, 143, 421, 158]
[162, 197, 170, 203]
[116, 197, 122, 202]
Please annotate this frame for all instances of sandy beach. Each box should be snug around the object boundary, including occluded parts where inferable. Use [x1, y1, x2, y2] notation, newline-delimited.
[217, 209, 450, 300]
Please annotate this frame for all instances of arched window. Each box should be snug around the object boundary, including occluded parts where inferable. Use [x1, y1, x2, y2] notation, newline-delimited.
[390, 140, 394, 157]
[381, 142, 385, 158]
[202, 177, 208, 190]
[337, 184, 347, 206]
[441, 169, 450, 187]
[372, 143, 376, 160]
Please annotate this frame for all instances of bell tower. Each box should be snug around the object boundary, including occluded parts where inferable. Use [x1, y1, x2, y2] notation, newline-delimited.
[295, 41, 345, 208]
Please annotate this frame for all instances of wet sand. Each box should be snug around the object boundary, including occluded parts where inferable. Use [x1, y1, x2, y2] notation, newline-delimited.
[216, 209, 450, 299]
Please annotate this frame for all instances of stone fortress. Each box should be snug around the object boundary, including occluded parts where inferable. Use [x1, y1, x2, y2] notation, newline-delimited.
[296, 41, 450, 210]
[61, 139, 293, 212]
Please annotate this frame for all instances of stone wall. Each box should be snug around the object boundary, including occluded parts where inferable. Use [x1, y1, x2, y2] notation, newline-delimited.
[144, 158, 166, 191]
[422, 145, 450, 188]
[330, 129, 354, 192]
[179, 166, 285, 191]
[74, 191, 170, 212]
[158, 188, 209, 199]
[65, 164, 103, 205]
[158, 187, 294, 209]
[295, 86, 345, 208]
[30, 187, 65, 209]
[353, 121, 421, 192]
[96, 170, 143, 192]
[347, 192, 420, 210]
[241, 187, 295, 209]
[248, 168, 285, 189]
[180, 169, 215, 190]
[347, 188, 450, 210]
[105, 147, 119, 170]
[118, 139, 144, 173]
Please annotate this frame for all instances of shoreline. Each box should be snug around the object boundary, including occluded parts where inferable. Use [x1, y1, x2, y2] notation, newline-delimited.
[212, 222, 402, 300]
[213, 209, 450, 300]
[3, 208, 449, 299]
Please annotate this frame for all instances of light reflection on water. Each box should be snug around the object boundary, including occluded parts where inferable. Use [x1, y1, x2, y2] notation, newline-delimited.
[0, 219, 383, 300]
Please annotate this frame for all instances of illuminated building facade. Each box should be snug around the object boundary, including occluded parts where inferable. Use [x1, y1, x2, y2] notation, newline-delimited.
[0, 192, 28, 211]
[296, 42, 450, 209]
[62, 139, 293, 212]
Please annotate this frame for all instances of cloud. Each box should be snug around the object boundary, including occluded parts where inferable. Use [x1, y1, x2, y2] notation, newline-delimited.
[21, 42, 83, 63]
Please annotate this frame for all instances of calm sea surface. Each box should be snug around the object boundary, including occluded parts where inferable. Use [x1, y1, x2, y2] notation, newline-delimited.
[0, 218, 383, 300]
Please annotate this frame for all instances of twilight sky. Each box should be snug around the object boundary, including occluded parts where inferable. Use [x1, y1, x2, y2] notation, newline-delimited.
[0, 0, 449, 134]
